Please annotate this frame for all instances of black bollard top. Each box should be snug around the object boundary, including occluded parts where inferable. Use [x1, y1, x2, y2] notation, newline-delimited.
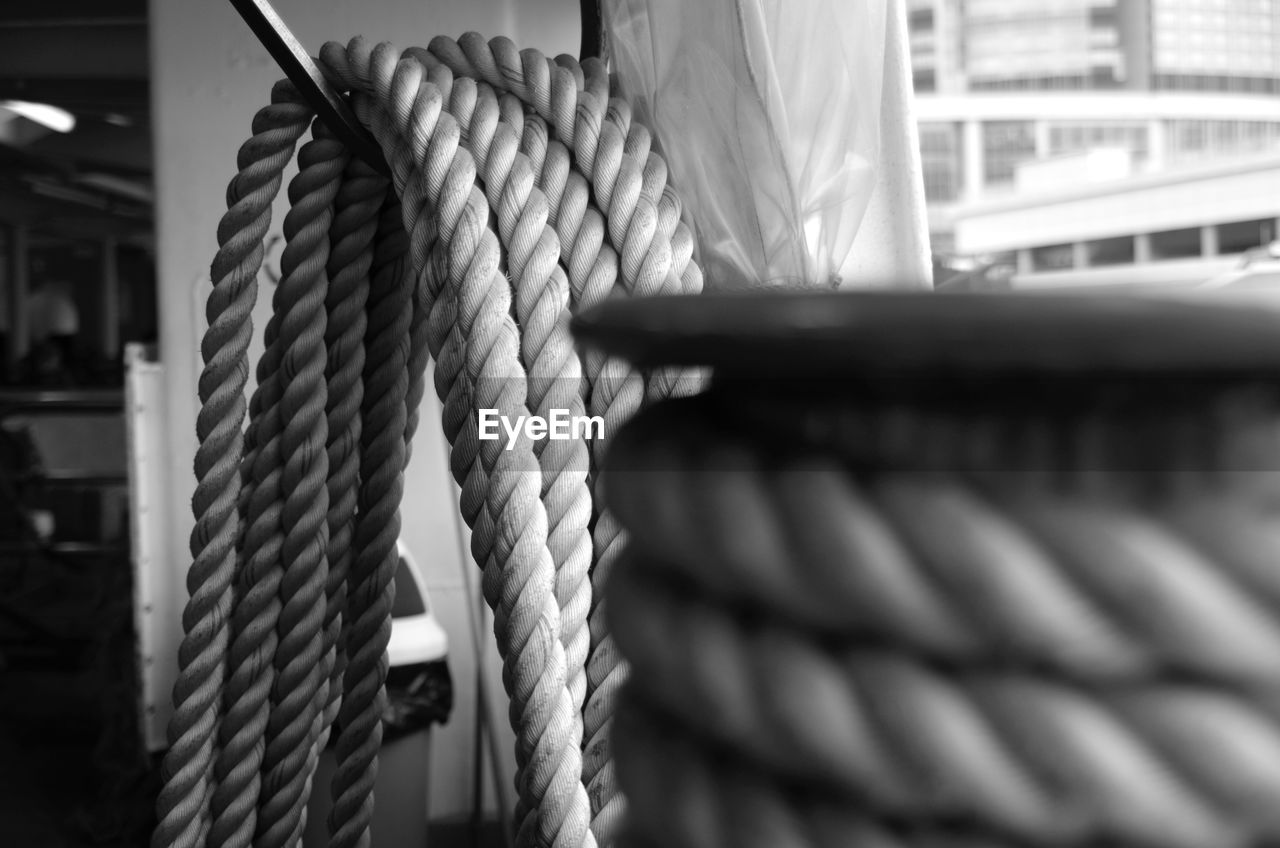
[571, 290, 1280, 380]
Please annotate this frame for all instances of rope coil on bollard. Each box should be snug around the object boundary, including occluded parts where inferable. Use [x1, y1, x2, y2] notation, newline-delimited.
[155, 33, 704, 848]
[601, 393, 1280, 848]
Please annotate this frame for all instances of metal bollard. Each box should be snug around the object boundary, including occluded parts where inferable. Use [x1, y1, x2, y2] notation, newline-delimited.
[575, 290, 1280, 848]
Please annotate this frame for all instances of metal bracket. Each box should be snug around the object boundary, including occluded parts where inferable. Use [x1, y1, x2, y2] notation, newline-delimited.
[228, 0, 609, 178]
[580, 0, 607, 66]
[228, 0, 390, 176]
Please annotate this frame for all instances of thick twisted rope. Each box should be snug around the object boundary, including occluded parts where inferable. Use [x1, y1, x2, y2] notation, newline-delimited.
[603, 395, 1280, 848]
[159, 32, 705, 848]
[327, 189, 417, 848]
[325, 39, 595, 848]
[253, 127, 344, 848]
[407, 35, 707, 840]
[155, 81, 311, 848]
[614, 693, 1032, 848]
[311, 143, 384, 771]
[449, 74, 595, 723]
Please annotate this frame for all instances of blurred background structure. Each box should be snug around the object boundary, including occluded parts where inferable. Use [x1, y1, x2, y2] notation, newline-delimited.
[0, 3, 574, 846]
[908, 0, 1280, 290]
[0, 1, 1276, 845]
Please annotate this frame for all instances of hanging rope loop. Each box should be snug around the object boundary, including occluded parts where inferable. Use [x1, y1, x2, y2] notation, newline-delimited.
[156, 31, 704, 848]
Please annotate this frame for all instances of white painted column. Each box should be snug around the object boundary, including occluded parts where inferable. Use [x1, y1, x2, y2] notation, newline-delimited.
[963, 118, 985, 202]
[1134, 232, 1152, 263]
[1072, 241, 1090, 269]
[1202, 223, 1220, 257]
[1034, 119, 1051, 159]
[1146, 118, 1167, 172]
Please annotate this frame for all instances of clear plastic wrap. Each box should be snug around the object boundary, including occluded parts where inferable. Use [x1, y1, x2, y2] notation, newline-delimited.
[604, 0, 887, 290]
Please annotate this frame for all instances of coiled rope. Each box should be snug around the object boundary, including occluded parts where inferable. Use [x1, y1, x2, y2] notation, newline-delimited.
[602, 394, 1280, 848]
[155, 33, 703, 848]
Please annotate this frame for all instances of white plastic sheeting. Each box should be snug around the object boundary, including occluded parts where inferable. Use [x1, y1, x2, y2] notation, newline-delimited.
[604, 0, 931, 290]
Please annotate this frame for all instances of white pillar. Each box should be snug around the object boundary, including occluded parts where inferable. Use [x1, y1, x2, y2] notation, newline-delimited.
[1135, 232, 1152, 263]
[1034, 119, 1051, 159]
[1073, 242, 1090, 269]
[1202, 224, 1219, 257]
[963, 118, 985, 202]
[1146, 118, 1166, 172]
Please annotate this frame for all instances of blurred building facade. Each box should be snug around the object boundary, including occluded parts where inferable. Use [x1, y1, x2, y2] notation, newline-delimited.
[909, 0, 1280, 285]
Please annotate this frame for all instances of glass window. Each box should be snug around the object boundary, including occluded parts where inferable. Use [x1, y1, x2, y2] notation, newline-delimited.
[913, 69, 937, 92]
[1218, 219, 1277, 254]
[909, 8, 935, 31]
[918, 123, 959, 202]
[1031, 244, 1075, 272]
[983, 121, 1036, 186]
[919, 123, 957, 153]
[922, 164, 958, 203]
[1087, 236, 1135, 267]
[1149, 227, 1202, 260]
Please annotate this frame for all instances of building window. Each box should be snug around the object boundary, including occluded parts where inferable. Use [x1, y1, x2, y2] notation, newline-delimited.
[1218, 219, 1276, 254]
[918, 123, 956, 153]
[918, 123, 959, 202]
[1089, 65, 1120, 86]
[1086, 236, 1135, 267]
[1048, 123, 1148, 159]
[1089, 5, 1119, 28]
[1031, 244, 1074, 272]
[922, 163, 958, 202]
[1170, 120, 1210, 157]
[983, 121, 1036, 186]
[1154, 73, 1280, 94]
[1169, 119, 1280, 162]
[913, 69, 937, 92]
[1149, 227, 1202, 261]
[909, 8, 935, 32]
[970, 75, 1093, 92]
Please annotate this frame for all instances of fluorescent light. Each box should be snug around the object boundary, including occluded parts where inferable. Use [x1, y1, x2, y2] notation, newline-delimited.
[0, 100, 76, 133]
[76, 172, 154, 204]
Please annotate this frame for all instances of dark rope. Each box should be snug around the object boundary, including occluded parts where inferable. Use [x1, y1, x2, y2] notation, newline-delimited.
[154, 81, 312, 848]
[327, 194, 416, 848]
[253, 128, 343, 848]
[312, 136, 385, 763]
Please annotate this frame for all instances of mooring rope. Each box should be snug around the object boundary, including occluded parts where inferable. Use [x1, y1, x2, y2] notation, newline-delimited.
[602, 394, 1280, 848]
[156, 33, 703, 848]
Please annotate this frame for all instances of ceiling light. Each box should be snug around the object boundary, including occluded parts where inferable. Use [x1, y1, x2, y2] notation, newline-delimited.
[0, 100, 76, 133]
[103, 113, 133, 128]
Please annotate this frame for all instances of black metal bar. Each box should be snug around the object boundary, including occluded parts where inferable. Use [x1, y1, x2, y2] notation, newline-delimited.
[226, 0, 390, 177]
[580, 0, 607, 63]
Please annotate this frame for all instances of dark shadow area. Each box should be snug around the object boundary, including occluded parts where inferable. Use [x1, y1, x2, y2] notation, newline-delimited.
[0, 3, 158, 844]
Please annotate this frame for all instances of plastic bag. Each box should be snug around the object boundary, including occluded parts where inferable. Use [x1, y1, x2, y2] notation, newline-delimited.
[604, 0, 887, 290]
[382, 659, 453, 743]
